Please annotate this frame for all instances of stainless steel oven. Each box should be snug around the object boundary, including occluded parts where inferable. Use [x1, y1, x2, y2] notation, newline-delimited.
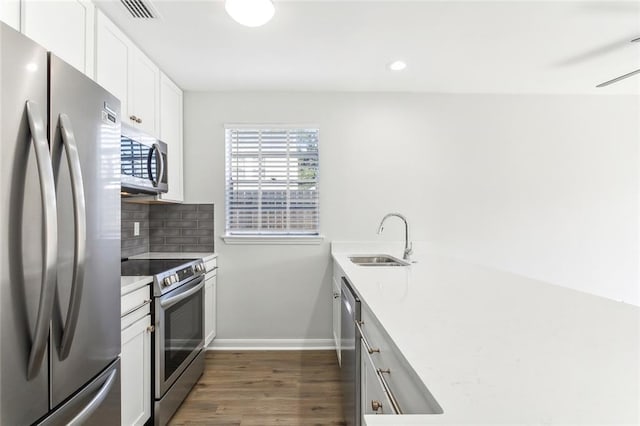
[155, 275, 204, 398]
[120, 123, 168, 195]
[120, 257, 206, 426]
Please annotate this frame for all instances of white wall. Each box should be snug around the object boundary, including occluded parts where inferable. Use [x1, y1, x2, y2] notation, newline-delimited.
[184, 92, 639, 343]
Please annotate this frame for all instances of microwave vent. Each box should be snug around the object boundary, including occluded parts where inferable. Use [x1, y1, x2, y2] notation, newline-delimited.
[121, 0, 160, 19]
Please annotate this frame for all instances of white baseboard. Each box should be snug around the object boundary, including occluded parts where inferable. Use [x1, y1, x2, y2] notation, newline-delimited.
[205, 338, 335, 351]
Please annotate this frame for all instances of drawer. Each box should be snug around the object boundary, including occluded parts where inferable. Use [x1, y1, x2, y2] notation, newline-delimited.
[204, 257, 217, 273]
[121, 302, 150, 330]
[361, 341, 395, 416]
[359, 307, 442, 414]
[121, 285, 151, 318]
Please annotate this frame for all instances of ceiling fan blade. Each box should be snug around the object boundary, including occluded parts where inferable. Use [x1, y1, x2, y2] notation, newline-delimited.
[596, 68, 640, 87]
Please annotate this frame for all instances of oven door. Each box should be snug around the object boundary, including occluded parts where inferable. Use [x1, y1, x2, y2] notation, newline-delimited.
[155, 276, 205, 398]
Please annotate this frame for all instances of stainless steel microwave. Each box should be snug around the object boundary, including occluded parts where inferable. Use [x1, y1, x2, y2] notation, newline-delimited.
[120, 123, 168, 195]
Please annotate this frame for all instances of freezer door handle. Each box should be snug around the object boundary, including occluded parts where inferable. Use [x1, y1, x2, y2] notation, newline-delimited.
[57, 113, 87, 360]
[25, 101, 58, 380]
[66, 367, 117, 426]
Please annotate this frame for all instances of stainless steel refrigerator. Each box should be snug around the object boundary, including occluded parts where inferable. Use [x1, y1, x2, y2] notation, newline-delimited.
[0, 22, 121, 425]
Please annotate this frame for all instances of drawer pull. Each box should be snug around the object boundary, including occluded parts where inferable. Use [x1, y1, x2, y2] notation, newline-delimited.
[355, 320, 380, 354]
[371, 400, 382, 412]
[121, 299, 151, 317]
[376, 368, 403, 415]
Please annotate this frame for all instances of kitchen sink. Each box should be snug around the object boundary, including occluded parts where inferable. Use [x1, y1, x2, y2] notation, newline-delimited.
[349, 255, 410, 267]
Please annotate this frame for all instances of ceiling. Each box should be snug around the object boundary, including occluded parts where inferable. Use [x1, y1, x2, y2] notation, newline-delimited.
[95, 0, 640, 94]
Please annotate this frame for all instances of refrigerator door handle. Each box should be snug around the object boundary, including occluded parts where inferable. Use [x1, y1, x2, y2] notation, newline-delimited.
[66, 367, 117, 426]
[57, 113, 87, 360]
[25, 101, 58, 380]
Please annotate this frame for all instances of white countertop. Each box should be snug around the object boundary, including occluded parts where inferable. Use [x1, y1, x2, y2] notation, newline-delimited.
[121, 275, 153, 296]
[332, 242, 640, 425]
[129, 252, 217, 262]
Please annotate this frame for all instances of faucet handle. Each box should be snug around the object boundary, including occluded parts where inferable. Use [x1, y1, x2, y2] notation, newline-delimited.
[403, 242, 413, 260]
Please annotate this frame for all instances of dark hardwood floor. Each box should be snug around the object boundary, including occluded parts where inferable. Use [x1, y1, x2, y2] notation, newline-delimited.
[169, 350, 346, 425]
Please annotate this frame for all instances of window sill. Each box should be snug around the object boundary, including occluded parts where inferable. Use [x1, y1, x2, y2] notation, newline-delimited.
[221, 234, 325, 245]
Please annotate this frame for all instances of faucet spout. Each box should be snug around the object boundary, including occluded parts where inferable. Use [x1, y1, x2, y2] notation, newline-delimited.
[377, 213, 412, 261]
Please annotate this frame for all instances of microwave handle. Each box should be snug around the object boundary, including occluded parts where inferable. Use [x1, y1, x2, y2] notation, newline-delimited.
[147, 143, 163, 187]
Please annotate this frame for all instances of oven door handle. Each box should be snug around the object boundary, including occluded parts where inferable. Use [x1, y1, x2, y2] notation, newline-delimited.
[160, 277, 205, 309]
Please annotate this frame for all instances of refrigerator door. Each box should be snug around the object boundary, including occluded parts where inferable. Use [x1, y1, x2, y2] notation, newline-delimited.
[38, 359, 121, 426]
[0, 23, 52, 426]
[48, 54, 122, 407]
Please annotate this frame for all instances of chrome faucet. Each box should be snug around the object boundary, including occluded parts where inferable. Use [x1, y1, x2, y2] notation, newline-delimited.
[377, 213, 413, 261]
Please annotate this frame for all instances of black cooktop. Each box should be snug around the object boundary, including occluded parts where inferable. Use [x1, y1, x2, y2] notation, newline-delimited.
[120, 258, 198, 276]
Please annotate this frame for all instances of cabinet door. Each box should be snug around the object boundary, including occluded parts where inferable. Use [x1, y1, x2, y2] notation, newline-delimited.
[121, 314, 152, 426]
[22, 0, 94, 76]
[204, 274, 217, 346]
[129, 46, 159, 137]
[0, 0, 21, 30]
[158, 72, 184, 202]
[95, 10, 129, 118]
[332, 275, 341, 364]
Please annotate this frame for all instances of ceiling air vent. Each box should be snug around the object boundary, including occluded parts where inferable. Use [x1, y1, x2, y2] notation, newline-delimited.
[121, 0, 160, 19]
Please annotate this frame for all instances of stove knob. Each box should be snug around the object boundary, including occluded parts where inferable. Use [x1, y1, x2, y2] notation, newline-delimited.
[194, 264, 202, 273]
[163, 277, 172, 287]
[172, 274, 179, 283]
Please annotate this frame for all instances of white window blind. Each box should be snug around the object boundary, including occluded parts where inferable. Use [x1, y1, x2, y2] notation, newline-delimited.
[225, 126, 320, 236]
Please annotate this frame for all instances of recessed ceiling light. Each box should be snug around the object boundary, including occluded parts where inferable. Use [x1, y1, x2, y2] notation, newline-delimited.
[388, 60, 407, 71]
[225, 0, 275, 28]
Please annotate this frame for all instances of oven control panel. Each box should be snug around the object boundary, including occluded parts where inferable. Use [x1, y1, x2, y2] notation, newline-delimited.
[176, 266, 194, 282]
[158, 261, 206, 289]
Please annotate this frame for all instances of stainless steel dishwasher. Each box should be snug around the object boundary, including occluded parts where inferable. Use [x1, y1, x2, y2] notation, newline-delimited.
[341, 277, 361, 426]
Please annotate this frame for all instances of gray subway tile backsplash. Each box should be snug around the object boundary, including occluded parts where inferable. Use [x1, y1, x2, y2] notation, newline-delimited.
[121, 201, 215, 256]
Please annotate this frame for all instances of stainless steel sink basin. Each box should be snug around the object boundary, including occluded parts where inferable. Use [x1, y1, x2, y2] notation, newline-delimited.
[349, 255, 410, 267]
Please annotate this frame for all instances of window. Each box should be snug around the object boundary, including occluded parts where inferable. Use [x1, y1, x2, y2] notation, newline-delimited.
[224, 125, 320, 240]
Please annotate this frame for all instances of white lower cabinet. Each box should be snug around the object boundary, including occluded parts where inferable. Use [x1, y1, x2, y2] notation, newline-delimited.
[358, 306, 443, 421]
[121, 286, 152, 426]
[204, 259, 218, 347]
[332, 275, 341, 364]
[361, 341, 393, 418]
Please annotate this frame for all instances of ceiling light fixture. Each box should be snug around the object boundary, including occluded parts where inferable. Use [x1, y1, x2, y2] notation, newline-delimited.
[225, 0, 275, 27]
[388, 60, 407, 71]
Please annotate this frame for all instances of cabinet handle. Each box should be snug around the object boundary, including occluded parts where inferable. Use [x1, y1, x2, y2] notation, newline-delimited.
[121, 299, 151, 317]
[146, 325, 155, 333]
[355, 320, 379, 354]
[371, 400, 382, 412]
[376, 368, 403, 415]
[129, 115, 137, 121]
[333, 292, 340, 299]
[136, 117, 142, 124]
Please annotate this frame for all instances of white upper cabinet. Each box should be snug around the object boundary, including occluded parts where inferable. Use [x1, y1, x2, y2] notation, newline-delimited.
[158, 72, 184, 203]
[95, 10, 159, 137]
[0, 0, 21, 30]
[95, 10, 130, 121]
[129, 46, 159, 136]
[21, 0, 95, 76]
